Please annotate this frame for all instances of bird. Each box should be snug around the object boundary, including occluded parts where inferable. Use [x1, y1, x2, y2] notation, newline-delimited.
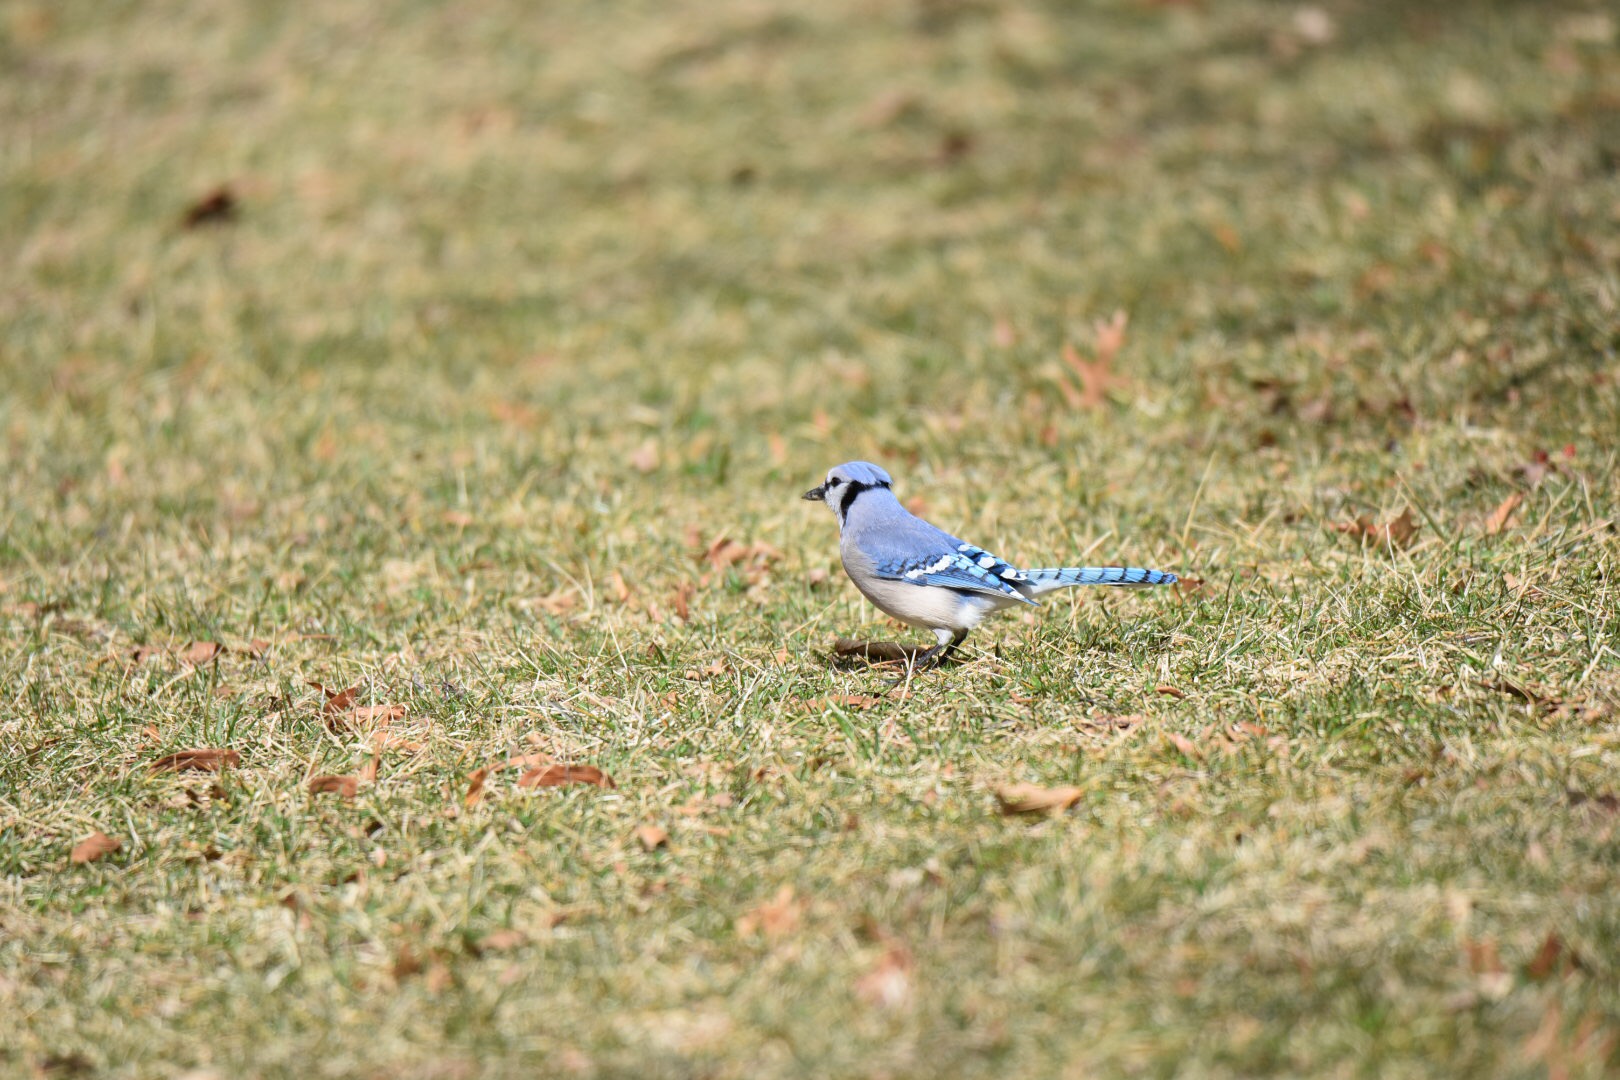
[802, 461, 1177, 676]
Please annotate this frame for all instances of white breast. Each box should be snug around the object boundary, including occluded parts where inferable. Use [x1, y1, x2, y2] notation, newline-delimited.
[842, 555, 1011, 632]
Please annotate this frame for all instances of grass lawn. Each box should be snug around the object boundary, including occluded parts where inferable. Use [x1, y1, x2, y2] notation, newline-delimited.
[3, 0, 1619, 1075]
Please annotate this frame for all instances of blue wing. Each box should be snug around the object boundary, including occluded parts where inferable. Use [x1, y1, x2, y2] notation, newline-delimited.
[873, 546, 1038, 605]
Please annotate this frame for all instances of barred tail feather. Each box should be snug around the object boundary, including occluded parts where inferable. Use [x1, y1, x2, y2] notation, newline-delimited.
[1023, 566, 1177, 594]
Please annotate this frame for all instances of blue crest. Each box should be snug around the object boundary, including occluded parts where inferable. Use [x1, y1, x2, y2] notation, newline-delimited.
[828, 461, 892, 486]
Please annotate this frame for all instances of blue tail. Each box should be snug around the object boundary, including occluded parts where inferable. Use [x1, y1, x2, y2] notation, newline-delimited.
[1023, 566, 1177, 595]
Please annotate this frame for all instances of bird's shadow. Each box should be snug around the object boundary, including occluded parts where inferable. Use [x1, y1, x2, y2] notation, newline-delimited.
[827, 637, 926, 672]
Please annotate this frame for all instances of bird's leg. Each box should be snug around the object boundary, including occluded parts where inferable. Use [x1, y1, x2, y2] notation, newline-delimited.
[886, 629, 968, 689]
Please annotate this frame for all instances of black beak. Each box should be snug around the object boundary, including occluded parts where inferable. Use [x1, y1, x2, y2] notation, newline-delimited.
[802, 484, 826, 502]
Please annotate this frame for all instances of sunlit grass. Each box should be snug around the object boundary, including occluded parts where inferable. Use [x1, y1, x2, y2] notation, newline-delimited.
[2, 0, 1618, 1076]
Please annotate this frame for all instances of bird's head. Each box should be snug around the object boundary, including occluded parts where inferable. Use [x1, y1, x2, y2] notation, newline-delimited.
[803, 461, 893, 523]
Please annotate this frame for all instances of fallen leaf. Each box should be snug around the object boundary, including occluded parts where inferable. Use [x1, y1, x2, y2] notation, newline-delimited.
[393, 946, 423, 980]
[634, 824, 669, 851]
[1566, 789, 1619, 815]
[1478, 678, 1557, 710]
[629, 439, 660, 473]
[312, 683, 406, 730]
[995, 783, 1083, 815]
[669, 581, 695, 621]
[358, 754, 380, 784]
[464, 767, 489, 808]
[699, 535, 780, 572]
[683, 660, 729, 681]
[736, 884, 802, 939]
[824, 694, 881, 710]
[609, 571, 634, 604]
[1055, 311, 1129, 409]
[1331, 508, 1420, 548]
[1156, 685, 1188, 700]
[346, 704, 406, 726]
[477, 929, 527, 953]
[313, 682, 359, 713]
[1464, 937, 1505, 975]
[425, 963, 453, 994]
[1485, 492, 1524, 535]
[178, 641, 224, 664]
[854, 944, 914, 1009]
[308, 774, 359, 798]
[1172, 577, 1208, 601]
[150, 748, 240, 773]
[500, 751, 555, 773]
[517, 764, 615, 790]
[536, 590, 578, 615]
[1526, 932, 1564, 982]
[181, 184, 237, 228]
[833, 638, 923, 664]
[1166, 731, 1202, 759]
[70, 831, 121, 864]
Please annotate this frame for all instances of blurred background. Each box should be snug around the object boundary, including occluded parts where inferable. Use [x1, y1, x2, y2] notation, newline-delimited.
[2, 0, 1616, 612]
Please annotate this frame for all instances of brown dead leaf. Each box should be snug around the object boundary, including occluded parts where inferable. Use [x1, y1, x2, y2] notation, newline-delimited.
[629, 439, 660, 474]
[995, 783, 1084, 815]
[393, 946, 424, 980]
[517, 764, 615, 790]
[70, 831, 121, 864]
[609, 571, 634, 604]
[1172, 577, 1208, 601]
[736, 884, 802, 940]
[370, 731, 424, 753]
[477, 929, 528, 953]
[854, 944, 914, 1010]
[1485, 492, 1524, 535]
[635, 824, 670, 851]
[833, 638, 923, 664]
[425, 963, 453, 993]
[669, 580, 694, 622]
[346, 704, 406, 726]
[1058, 343, 1112, 411]
[150, 748, 240, 773]
[178, 640, 224, 664]
[1479, 678, 1558, 710]
[312, 683, 405, 730]
[464, 767, 490, 808]
[313, 682, 359, 712]
[308, 774, 359, 798]
[1331, 508, 1420, 549]
[181, 184, 237, 228]
[499, 751, 555, 773]
[1166, 731, 1202, 759]
[1156, 685, 1188, 700]
[536, 590, 579, 616]
[1056, 310, 1128, 410]
[1526, 932, 1564, 982]
[684, 660, 729, 681]
[1465, 937, 1505, 975]
[699, 535, 780, 573]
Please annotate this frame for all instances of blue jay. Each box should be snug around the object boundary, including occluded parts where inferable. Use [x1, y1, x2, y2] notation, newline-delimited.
[803, 461, 1177, 674]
